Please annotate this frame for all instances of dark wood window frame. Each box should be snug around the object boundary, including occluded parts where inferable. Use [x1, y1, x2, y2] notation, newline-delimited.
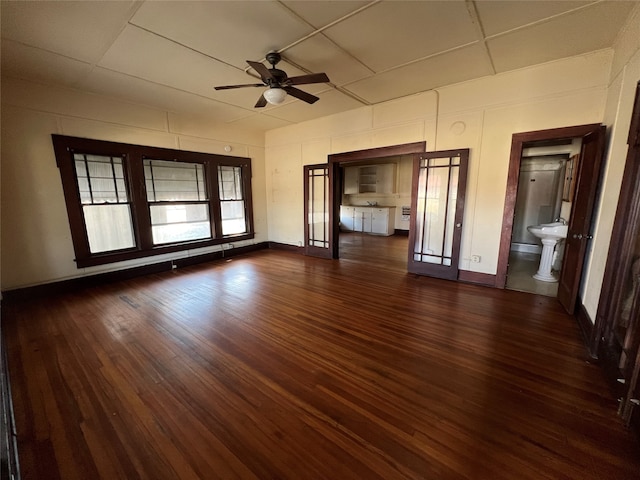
[52, 135, 254, 268]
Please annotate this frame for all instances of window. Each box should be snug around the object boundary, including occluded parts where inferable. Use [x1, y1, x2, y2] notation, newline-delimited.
[218, 165, 248, 235]
[74, 153, 136, 253]
[144, 159, 211, 245]
[53, 135, 254, 267]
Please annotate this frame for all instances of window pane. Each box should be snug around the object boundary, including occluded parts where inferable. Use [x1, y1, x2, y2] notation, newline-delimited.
[144, 160, 206, 201]
[150, 204, 211, 245]
[83, 204, 135, 253]
[74, 153, 128, 204]
[221, 201, 246, 235]
[218, 165, 243, 200]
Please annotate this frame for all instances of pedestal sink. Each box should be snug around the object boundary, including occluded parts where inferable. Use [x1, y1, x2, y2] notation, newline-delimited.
[527, 222, 568, 282]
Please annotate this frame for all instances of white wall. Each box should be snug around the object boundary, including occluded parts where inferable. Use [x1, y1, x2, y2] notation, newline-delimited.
[265, 50, 612, 275]
[580, 5, 640, 319]
[0, 78, 267, 290]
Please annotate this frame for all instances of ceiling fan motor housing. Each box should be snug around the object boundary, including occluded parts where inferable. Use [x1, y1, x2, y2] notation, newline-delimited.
[267, 69, 288, 87]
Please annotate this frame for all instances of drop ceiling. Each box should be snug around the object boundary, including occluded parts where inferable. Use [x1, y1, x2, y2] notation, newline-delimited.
[1, 1, 637, 132]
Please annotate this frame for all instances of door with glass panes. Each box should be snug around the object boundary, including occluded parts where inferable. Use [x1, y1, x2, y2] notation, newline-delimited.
[304, 164, 332, 259]
[407, 149, 469, 280]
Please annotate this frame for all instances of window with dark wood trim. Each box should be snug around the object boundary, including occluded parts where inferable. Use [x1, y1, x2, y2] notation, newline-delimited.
[52, 135, 254, 268]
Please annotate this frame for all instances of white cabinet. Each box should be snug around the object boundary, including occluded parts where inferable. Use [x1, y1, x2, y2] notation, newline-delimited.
[344, 168, 359, 195]
[340, 206, 355, 231]
[343, 164, 396, 194]
[354, 208, 372, 233]
[340, 206, 396, 236]
[375, 164, 396, 194]
[371, 208, 391, 235]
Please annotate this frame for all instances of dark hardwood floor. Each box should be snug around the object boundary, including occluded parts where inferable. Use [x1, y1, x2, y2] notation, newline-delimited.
[3, 236, 639, 479]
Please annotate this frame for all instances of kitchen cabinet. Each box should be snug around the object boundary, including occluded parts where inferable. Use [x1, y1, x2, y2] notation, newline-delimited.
[344, 168, 359, 195]
[339, 206, 355, 231]
[354, 208, 372, 232]
[343, 164, 396, 194]
[340, 206, 396, 236]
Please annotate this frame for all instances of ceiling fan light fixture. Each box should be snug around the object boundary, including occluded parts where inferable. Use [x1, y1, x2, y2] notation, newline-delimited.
[263, 87, 287, 105]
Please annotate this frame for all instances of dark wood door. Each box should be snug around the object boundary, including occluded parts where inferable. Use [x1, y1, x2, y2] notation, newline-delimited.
[303, 164, 332, 259]
[557, 126, 606, 314]
[407, 149, 469, 280]
[592, 81, 640, 431]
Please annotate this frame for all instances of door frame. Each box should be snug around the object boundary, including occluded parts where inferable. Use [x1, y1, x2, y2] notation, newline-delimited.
[496, 124, 603, 289]
[327, 141, 426, 259]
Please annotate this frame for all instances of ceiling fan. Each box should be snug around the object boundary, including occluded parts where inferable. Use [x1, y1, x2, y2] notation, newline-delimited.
[214, 51, 330, 108]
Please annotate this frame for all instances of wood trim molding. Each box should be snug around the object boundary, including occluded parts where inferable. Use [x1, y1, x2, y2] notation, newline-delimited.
[268, 242, 304, 253]
[575, 302, 597, 359]
[2, 243, 269, 302]
[458, 270, 497, 287]
[328, 141, 426, 164]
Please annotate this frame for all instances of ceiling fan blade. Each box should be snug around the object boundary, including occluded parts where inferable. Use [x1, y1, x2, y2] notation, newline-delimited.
[255, 94, 267, 108]
[284, 86, 319, 104]
[247, 60, 276, 83]
[287, 73, 330, 86]
[214, 83, 264, 90]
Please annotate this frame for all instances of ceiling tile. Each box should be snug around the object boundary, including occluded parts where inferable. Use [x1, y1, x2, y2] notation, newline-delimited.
[487, 1, 636, 73]
[323, 1, 477, 71]
[476, 1, 595, 37]
[282, 34, 374, 87]
[227, 114, 294, 131]
[343, 44, 493, 103]
[129, 0, 314, 69]
[79, 68, 253, 122]
[98, 25, 271, 109]
[282, 1, 372, 28]
[1, 40, 93, 88]
[0, 0, 138, 63]
[264, 89, 363, 124]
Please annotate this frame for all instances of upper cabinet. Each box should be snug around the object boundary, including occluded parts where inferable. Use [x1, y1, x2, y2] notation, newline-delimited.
[344, 164, 397, 195]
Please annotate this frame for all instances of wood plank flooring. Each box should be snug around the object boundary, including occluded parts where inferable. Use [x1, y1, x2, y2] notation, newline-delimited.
[3, 238, 640, 479]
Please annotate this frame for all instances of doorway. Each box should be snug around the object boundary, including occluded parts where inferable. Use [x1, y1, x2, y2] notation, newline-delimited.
[505, 140, 581, 297]
[327, 142, 426, 261]
[497, 124, 606, 314]
[337, 155, 412, 269]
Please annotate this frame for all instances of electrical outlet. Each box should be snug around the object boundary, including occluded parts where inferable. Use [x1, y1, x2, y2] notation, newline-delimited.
[471, 255, 481, 263]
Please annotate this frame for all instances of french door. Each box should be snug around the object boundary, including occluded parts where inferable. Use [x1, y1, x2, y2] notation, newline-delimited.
[407, 149, 469, 279]
[303, 164, 332, 258]
[592, 81, 640, 430]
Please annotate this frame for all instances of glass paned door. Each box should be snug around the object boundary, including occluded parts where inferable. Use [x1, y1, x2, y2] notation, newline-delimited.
[304, 164, 332, 258]
[408, 149, 469, 279]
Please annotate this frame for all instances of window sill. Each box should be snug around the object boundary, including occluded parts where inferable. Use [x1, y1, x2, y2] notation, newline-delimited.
[76, 232, 255, 268]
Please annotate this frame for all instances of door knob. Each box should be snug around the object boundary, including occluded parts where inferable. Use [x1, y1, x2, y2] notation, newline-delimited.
[456, 223, 462, 228]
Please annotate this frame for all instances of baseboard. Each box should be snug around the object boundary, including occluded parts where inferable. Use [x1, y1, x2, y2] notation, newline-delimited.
[2, 242, 269, 302]
[510, 242, 542, 254]
[458, 270, 497, 287]
[268, 242, 304, 253]
[575, 302, 596, 359]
